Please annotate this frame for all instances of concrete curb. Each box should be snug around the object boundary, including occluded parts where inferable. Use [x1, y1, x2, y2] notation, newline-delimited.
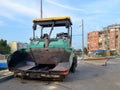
[0, 74, 14, 83]
[84, 60, 107, 66]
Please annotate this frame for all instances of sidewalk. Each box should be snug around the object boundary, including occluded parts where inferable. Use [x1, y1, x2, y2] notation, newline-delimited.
[0, 69, 14, 82]
[78, 56, 109, 66]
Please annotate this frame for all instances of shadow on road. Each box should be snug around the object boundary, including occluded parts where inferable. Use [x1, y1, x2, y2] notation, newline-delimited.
[12, 61, 108, 84]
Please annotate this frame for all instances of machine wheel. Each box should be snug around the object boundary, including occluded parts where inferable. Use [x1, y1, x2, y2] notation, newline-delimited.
[70, 56, 77, 73]
[70, 63, 76, 73]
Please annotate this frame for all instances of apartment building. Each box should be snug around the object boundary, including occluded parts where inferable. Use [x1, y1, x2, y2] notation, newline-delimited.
[87, 31, 99, 52]
[110, 29, 116, 50]
[88, 24, 120, 52]
[104, 24, 120, 50]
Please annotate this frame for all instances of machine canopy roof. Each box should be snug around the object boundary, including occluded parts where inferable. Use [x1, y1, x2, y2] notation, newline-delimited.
[33, 16, 72, 27]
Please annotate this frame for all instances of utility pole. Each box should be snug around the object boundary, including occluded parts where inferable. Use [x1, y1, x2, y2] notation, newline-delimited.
[40, 0, 43, 38]
[82, 19, 84, 60]
[40, 0, 43, 18]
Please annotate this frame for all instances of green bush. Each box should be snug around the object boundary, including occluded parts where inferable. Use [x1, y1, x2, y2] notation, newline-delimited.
[96, 52, 106, 57]
[0, 39, 11, 54]
[110, 51, 117, 56]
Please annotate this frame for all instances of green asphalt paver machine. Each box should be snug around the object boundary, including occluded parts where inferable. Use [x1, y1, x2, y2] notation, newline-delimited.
[7, 16, 77, 80]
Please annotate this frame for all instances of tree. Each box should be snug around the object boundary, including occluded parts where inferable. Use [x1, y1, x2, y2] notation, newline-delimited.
[84, 47, 88, 55]
[0, 39, 11, 54]
[73, 49, 82, 56]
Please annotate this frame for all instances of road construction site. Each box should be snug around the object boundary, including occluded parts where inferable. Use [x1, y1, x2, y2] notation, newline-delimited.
[0, 55, 120, 90]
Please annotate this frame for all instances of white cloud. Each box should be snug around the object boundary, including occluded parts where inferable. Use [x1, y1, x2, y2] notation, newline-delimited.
[0, 0, 39, 17]
[46, 0, 86, 12]
[0, 0, 41, 24]
[82, 0, 120, 15]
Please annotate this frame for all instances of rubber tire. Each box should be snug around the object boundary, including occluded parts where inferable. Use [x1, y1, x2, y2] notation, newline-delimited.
[70, 56, 77, 73]
[70, 63, 76, 73]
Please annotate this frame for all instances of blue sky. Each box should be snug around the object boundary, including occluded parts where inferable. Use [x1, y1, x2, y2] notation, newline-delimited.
[0, 0, 120, 49]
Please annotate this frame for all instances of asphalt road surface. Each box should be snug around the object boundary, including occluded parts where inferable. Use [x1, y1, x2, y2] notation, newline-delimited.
[0, 56, 120, 90]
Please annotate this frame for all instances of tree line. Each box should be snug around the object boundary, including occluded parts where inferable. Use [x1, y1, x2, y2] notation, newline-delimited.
[0, 39, 11, 54]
